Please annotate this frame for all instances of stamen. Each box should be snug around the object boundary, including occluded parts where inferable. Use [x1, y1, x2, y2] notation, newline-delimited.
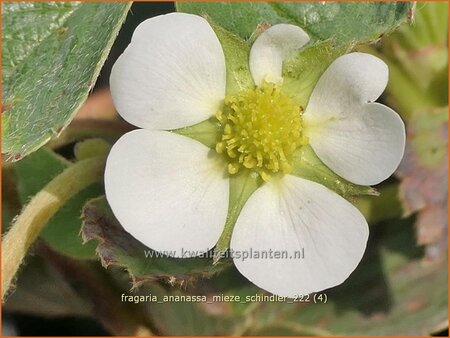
[216, 81, 307, 181]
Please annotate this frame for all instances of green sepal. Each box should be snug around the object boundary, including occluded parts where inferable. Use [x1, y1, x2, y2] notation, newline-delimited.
[213, 170, 261, 263]
[209, 21, 254, 95]
[290, 145, 378, 199]
[282, 42, 375, 200]
[282, 40, 351, 108]
[173, 117, 219, 149]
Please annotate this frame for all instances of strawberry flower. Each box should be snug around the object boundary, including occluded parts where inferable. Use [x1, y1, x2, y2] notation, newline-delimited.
[105, 13, 405, 297]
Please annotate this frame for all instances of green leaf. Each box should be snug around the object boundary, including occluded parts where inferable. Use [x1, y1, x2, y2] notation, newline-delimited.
[365, 2, 448, 118]
[81, 196, 230, 288]
[177, 2, 412, 44]
[14, 148, 99, 259]
[2, 2, 131, 160]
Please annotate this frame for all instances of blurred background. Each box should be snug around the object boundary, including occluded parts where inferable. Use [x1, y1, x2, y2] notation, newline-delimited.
[2, 2, 448, 336]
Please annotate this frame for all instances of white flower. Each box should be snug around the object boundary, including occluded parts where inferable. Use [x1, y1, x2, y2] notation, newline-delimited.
[105, 13, 405, 297]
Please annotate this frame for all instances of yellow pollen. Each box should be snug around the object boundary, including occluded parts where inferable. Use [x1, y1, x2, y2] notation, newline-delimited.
[215, 81, 308, 181]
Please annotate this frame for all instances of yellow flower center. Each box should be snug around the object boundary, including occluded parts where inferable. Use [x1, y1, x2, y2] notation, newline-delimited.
[215, 82, 308, 181]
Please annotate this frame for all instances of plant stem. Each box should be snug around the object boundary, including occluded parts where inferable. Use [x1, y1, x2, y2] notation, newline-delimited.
[46, 119, 133, 150]
[2, 155, 105, 301]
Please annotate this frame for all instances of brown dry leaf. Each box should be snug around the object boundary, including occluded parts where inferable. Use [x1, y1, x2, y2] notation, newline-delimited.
[396, 107, 448, 260]
[81, 196, 230, 289]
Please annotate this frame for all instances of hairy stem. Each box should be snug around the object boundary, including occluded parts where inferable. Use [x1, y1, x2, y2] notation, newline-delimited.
[2, 156, 105, 301]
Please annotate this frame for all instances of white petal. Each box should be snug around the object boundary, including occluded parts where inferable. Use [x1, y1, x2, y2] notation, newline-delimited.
[304, 52, 388, 118]
[304, 53, 405, 185]
[110, 13, 226, 130]
[249, 24, 310, 85]
[306, 103, 406, 185]
[105, 130, 229, 257]
[231, 175, 368, 298]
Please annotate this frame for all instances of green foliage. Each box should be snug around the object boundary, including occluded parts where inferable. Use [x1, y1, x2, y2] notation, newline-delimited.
[410, 107, 448, 168]
[247, 220, 446, 335]
[133, 283, 237, 335]
[7, 211, 447, 335]
[366, 2, 448, 118]
[364, 2, 448, 261]
[2, 2, 131, 160]
[177, 2, 412, 43]
[15, 148, 99, 259]
[3, 2, 446, 335]
[81, 197, 230, 288]
[187, 219, 445, 336]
